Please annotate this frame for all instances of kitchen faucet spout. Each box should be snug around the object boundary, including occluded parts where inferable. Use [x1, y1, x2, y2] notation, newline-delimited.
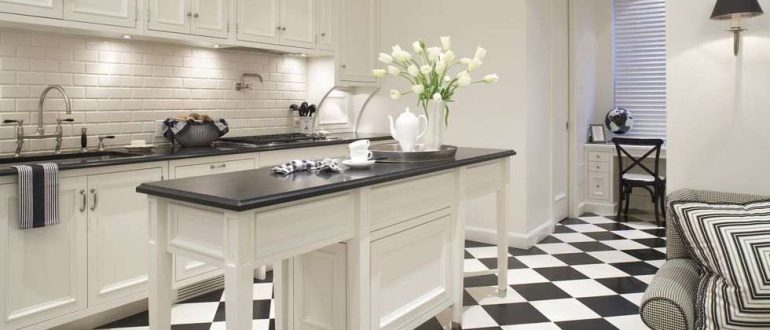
[38, 85, 72, 135]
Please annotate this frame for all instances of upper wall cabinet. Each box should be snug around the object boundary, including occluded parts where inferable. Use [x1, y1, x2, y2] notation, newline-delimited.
[64, 0, 136, 27]
[236, 0, 315, 49]
[337, 0, 377, 84]
[0, 0, 136, 27]
[0, 0, 62, 18]
[316, 0, 337, 51]
[148, 0, 229, 39]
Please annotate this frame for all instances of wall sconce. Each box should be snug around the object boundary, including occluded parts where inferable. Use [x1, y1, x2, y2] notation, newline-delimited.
[710, 0, 764, 56]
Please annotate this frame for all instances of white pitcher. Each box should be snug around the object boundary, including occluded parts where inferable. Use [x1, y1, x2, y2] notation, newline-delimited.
[388, 107, 428, 152]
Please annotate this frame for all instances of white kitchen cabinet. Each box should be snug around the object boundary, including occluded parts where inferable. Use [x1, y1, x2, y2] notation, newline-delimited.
[236, 0, 315, 49]
[0, 177, 88, 330]
[236, 0, 281, 44]
[316, 0, 337, 51]
[63, 0, 136, 27]
[0, 0, 62, 18]
[148, 0, 229, 38]
[279, 0, 315, 48]
[370, 215, 453, 329]
[86, 167, 163, 306]
[337, 0, 377, 84]
[292, 243, 347, 330]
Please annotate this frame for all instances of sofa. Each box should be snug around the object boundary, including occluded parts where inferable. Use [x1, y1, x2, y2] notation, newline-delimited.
[639, 189, 770, 330]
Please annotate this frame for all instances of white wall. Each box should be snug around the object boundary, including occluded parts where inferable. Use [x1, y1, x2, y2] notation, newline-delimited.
[568, 0, 614, 215]
[0, 29, 307, 155]
[371, 0, 568, 248]
[667, 0, 770, 195]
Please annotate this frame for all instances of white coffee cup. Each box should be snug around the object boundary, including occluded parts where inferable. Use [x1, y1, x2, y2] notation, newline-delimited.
[348, 140, 372, 162]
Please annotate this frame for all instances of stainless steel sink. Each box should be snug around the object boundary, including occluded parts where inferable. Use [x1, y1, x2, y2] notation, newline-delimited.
[0, 151, 138, 165]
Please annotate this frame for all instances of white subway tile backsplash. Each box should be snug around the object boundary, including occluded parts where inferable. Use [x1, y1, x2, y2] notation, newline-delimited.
[0, 28, 308, 155]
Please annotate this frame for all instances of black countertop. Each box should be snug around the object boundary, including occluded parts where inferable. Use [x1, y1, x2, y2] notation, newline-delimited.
[136, 148, 516, 211]
[0, 132, 391, 177]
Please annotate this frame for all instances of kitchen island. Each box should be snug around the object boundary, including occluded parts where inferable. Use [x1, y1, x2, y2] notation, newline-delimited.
[137, 147, 515, 330]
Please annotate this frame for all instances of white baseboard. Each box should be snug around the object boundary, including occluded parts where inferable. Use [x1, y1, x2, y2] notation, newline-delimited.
[465, 220, 556, 250]
[583, 201, 615, 216]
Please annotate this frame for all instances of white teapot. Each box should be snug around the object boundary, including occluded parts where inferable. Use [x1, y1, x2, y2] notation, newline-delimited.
[388, 107, 427, 152]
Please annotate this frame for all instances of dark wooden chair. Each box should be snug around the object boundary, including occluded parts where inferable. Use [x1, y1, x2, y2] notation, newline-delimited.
[612, 137, 666, 226]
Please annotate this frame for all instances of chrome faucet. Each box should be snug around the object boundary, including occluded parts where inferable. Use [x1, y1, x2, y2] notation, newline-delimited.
[38, 85, 72, 135]
[2, 85, 75, 157]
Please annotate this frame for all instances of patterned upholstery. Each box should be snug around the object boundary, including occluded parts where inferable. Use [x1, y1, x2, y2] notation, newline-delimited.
[641, 259, 700, 330]
[641, 189, 770, 330]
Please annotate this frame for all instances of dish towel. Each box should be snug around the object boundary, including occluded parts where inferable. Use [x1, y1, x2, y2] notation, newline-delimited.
[271, 159, 341, 175]
[162, 118, 229, 140]
[12, 163, 59, 229]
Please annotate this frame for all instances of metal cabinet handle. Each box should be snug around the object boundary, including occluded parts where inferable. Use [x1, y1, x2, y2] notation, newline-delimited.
[193, 12, 199, 18]
[276, 25, 282, 30]
[321, 32, 326, 37]
[79, 190, 86, 212]
[282, 26, 287, 31]
[186, 11, 192, 17]
[210, 163, 227, 169]
[89, 188, 97, 211]
[341, 64, 347, 69]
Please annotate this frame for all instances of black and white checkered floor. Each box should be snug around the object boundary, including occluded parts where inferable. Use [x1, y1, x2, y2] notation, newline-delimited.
[97, 213, 665, 330]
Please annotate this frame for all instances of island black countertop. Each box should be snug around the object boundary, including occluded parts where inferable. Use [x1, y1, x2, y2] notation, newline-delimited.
[0, 132, 391, 177]
[136, 147, 516, 211]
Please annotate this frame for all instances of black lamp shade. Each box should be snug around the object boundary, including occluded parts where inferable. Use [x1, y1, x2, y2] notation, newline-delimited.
[711, 0, 764, 20]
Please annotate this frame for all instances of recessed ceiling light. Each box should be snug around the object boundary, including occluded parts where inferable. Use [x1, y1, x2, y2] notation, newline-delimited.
[212, 44, 222, 48]
[121, 35, 133, 39]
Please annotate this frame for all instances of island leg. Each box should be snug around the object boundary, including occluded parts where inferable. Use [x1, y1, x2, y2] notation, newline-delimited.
[496, 163, 510, 294]
[148, 198, 172, 330]
[224, 212, 255, 330]
[451, 168, 467, 327]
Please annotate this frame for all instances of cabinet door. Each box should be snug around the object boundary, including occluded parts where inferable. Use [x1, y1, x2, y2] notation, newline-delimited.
[86, 168, 163, 306]
[148, 0, 190, 34]
[280, 0, 315, 48]
[63, 0, 136, 27]
[0, 0, 62, 18]
[338, 0, 376, 83]
[190, 0, 228, 38]
[370, 216, 452, 329]
[0, 177, 87, 330]
[292, 243, 347, 330]
[236, 0, 280, 45]
[316, 0, 337, 51]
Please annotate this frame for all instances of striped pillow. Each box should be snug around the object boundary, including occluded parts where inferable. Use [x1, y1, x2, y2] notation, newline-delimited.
[671, 201, 770, 329]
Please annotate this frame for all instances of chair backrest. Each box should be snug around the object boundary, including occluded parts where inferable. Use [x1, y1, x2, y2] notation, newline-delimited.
[612, 137, 664, 183]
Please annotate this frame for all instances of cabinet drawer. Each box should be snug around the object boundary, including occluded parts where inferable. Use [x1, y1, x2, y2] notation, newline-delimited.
[369, 172, 453, 231]
[588, 161, 609, 173]
[173, 158, 255, 179]
[587, 172, 611, 202]
[255, 193, 355, 262]
[587, 151, 611, 163]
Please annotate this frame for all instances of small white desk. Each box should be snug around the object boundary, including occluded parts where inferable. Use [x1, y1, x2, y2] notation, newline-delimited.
[583, 143, 667, 215]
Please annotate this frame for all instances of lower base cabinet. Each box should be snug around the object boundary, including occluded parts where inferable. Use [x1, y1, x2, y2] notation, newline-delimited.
[0, 165, 163, 330]
[289, 213, 452, 330]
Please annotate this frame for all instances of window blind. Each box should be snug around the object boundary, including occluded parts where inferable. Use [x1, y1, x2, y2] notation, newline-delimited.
[613, 0, 666, 140]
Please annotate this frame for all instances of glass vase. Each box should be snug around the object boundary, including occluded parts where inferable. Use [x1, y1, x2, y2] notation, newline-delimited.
[422, 99, 446, 151]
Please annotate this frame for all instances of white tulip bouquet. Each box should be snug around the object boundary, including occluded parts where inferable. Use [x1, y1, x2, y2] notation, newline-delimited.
[372, 36, 499, 126]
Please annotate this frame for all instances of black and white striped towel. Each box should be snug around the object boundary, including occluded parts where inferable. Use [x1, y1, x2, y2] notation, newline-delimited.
[12, 163, 59, 229]
[271, 159, 341, 175]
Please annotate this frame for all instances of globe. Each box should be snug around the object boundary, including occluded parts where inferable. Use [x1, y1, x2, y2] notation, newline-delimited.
[605, 107, 633, 134]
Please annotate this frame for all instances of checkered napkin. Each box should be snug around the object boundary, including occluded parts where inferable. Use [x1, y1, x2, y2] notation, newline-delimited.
[271, 159, 341, 175]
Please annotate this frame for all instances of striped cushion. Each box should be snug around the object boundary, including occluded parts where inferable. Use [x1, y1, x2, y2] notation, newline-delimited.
[671, 201, 770, 329]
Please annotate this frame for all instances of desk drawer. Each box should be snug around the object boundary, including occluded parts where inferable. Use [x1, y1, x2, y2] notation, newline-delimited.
[174, 158, 255, 179]
[587, 151, 611, 163]
[369, 172, 453, 231]
[587, 172, 611, 202]
[588, 161, 609, 173]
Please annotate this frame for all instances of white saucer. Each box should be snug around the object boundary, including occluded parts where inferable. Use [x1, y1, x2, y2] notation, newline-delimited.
[342, 159, 376, 169]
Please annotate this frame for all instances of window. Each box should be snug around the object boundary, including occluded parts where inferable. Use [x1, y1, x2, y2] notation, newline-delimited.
[613, 0, 666, 139]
